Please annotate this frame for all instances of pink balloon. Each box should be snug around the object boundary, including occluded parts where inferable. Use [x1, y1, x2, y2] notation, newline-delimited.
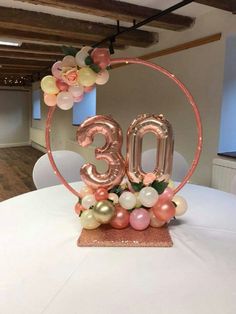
[69, 85, 84, 98]
[73, 94, 84, 103]
[110, 205, 130, 229]
[159, 187, 174, 203]
[56, 91, 74, 110]
[56, 79, 69, 91]
[77, 115, 125, 190]
[84, 85, 95, 93]
[91, 48, 110, 70]
[44, 93, 57, 107]
[130, 208, 150, 231]
[51, 61, 62, 79]
[153, 199, 175, 222]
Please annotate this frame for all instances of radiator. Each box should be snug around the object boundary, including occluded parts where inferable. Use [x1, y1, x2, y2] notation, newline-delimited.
[212, 158, 236, 192]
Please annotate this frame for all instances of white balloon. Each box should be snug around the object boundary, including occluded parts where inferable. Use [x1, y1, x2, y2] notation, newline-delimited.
[119, 191, 136, 210]
[139, 187, 159, 208]
[108, 193, 119, 204]
[56, 91, 74, 110]
[96, 70, 109, 85]
[173, 195, 188, 216]
[81, 194, 96, 210]
[75, 47, 91, 67]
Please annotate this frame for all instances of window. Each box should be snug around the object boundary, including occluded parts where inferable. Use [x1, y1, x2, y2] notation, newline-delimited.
[218, 35, 236, 158]
[72, 88, 96, 125]
[32, 89, 41, 120]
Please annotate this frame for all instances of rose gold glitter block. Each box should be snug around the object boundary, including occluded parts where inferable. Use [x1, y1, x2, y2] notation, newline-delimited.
[77, 225, 173, 247]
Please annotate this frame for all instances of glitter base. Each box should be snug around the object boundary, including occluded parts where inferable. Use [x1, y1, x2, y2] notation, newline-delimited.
[77, 225, 173, 247]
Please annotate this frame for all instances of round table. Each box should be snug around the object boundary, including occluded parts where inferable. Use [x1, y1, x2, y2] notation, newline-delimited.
[1, 182, 236, 314]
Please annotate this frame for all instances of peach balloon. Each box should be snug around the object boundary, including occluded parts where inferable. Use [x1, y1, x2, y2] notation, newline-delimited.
[44, 93, 57, 107]
[110, 205, 130, 229]
[149, 209, 165, 228]
[95, 188, 109, 201]
[80, 185, 94, 198]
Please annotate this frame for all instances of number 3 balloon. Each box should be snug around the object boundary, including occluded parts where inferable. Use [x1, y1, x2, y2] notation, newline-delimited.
[76, 115, 125, 190]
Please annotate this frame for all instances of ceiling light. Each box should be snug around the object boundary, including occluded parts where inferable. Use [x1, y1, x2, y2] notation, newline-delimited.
[0, 40, 22, 46]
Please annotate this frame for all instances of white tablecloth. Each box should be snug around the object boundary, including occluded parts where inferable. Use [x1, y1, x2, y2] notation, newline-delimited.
[1, 182, 236, 314]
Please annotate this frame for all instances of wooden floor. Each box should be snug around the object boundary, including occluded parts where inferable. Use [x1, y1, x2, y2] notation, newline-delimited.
[0, 146, 43, 201]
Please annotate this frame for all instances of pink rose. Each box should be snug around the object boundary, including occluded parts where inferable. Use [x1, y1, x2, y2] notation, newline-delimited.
[143, 173, 156, 186]
[62, 68, 78, 86]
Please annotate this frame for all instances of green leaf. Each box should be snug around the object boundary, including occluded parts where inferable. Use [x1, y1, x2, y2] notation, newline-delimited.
[109, 185, 123, 196]
[61, 46, 78, 56]
[90, 63, 101, 73]
[131, 181, 144, 192]
[85, 56, 93, 65]
[151, 180, 168, 194]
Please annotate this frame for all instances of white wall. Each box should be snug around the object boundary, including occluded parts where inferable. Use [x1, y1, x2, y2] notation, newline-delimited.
[0, 88, 30, 147]
[30, 9, 236, 187]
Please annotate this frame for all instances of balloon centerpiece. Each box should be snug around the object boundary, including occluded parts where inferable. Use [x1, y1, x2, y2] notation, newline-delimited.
[42, 46, 203, 247]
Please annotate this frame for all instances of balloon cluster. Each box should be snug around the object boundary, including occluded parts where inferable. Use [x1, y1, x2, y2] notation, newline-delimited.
[40, 47, 110, 110]
[74, 175, 188, 231]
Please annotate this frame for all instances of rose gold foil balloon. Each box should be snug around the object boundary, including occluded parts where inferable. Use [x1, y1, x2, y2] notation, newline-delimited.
[77, 115, 125, 190]
[126, 114, 174, 183]
[110, 205, 130, 229]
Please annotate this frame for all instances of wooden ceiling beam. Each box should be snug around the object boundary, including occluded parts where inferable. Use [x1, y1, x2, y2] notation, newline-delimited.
[0, 65, 46, 71]
[0, 51, 59, 61]
[0, 6, 158, 48]
[0, 43, 65, 56]
[193, 0, 236, 12]
[16, 0, 194, 31]
[0, 57, 51, 67]
[0, 69, 35, 75]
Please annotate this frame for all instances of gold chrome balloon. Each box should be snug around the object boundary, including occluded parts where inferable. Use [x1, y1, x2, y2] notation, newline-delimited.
[80, 209, 101, 230]
[93, 200, 115, 224]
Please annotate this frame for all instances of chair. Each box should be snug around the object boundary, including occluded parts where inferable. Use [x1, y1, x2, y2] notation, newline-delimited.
[230, 175, 236, 195]
[33, 150, 84, 189]
[142, 149, 188, 181]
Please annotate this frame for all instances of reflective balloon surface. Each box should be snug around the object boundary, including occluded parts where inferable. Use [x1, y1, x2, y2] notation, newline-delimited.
[126, 114, 174, 183]
[77, 115, 125, 190]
